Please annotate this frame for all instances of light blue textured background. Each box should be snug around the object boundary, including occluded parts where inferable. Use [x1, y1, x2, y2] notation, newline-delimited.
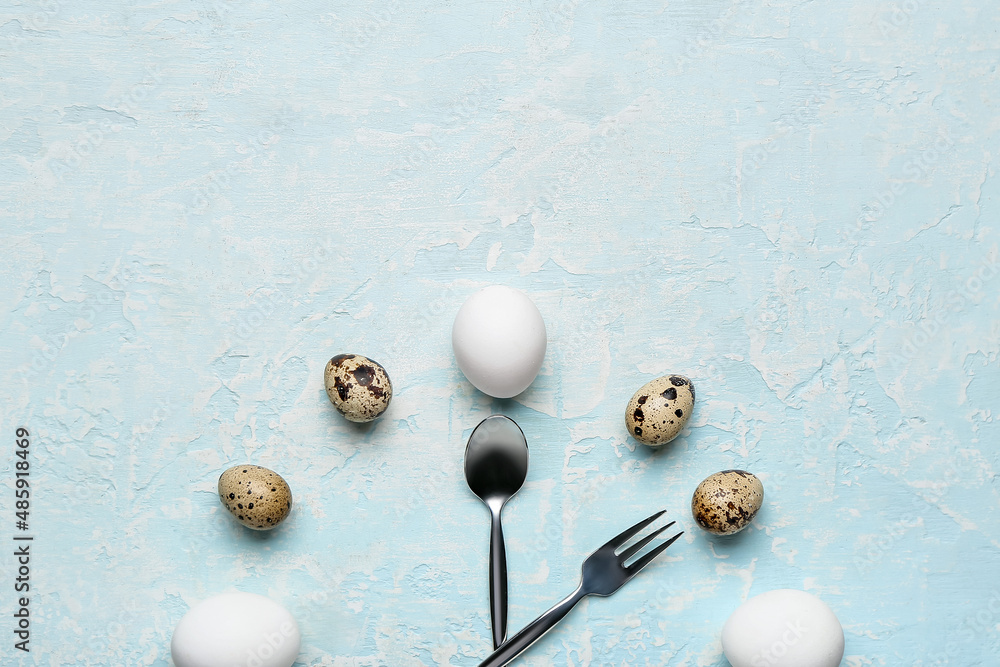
[1, 0, 999, 665]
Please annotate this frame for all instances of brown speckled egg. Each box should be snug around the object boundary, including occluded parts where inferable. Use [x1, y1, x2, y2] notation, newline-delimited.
[324, 354, 392, 422]
[625, 374, 695, 446]
[691, 470, 763, 536]
[218, 464, 292, 531]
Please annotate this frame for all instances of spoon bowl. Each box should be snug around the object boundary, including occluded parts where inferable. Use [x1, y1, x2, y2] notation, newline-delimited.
[464, 415, 529, 649]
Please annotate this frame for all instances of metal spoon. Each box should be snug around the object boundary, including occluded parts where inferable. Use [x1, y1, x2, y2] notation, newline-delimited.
[464, 415, 529, 649]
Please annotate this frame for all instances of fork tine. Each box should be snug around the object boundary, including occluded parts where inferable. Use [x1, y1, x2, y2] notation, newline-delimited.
[625, 531, 683, 574]
[601, 509, 667, 551]
[619, 521, 676, 561]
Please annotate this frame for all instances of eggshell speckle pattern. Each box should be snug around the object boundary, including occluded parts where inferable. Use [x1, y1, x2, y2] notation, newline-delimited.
[324, 354, 392, 422]
[625, 374, 695, 446]
[218, 465, 292, 530]
[691, 470, 764, 536]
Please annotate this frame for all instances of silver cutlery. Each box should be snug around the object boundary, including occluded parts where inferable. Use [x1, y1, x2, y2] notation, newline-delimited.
[464, 415, 530, 649]
[477, 509, 682, 667]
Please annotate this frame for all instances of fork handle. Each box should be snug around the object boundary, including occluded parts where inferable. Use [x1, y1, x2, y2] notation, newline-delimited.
[477, 586, 587, 667]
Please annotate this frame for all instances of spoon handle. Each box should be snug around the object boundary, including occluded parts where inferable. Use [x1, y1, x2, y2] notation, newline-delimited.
[489, 508, 508, 649]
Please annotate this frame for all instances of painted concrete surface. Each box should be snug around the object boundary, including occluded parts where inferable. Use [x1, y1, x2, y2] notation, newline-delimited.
[1, 0, 998, 665]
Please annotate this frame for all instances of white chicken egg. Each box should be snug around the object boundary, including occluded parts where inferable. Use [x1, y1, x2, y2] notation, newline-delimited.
[171, 591, 300, 667]
[452, 285, 547, 398]
[722, 589, 845, 667]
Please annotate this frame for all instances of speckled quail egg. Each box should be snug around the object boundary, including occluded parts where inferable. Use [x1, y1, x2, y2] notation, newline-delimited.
[625, 374, 695, 446]
[324, 354, 392, 422]
[691, 470, 764, 536]
[218, 464, 292, 530]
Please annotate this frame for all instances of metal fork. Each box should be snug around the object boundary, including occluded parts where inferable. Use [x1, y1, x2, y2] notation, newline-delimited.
[477, 510, 683, 667]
